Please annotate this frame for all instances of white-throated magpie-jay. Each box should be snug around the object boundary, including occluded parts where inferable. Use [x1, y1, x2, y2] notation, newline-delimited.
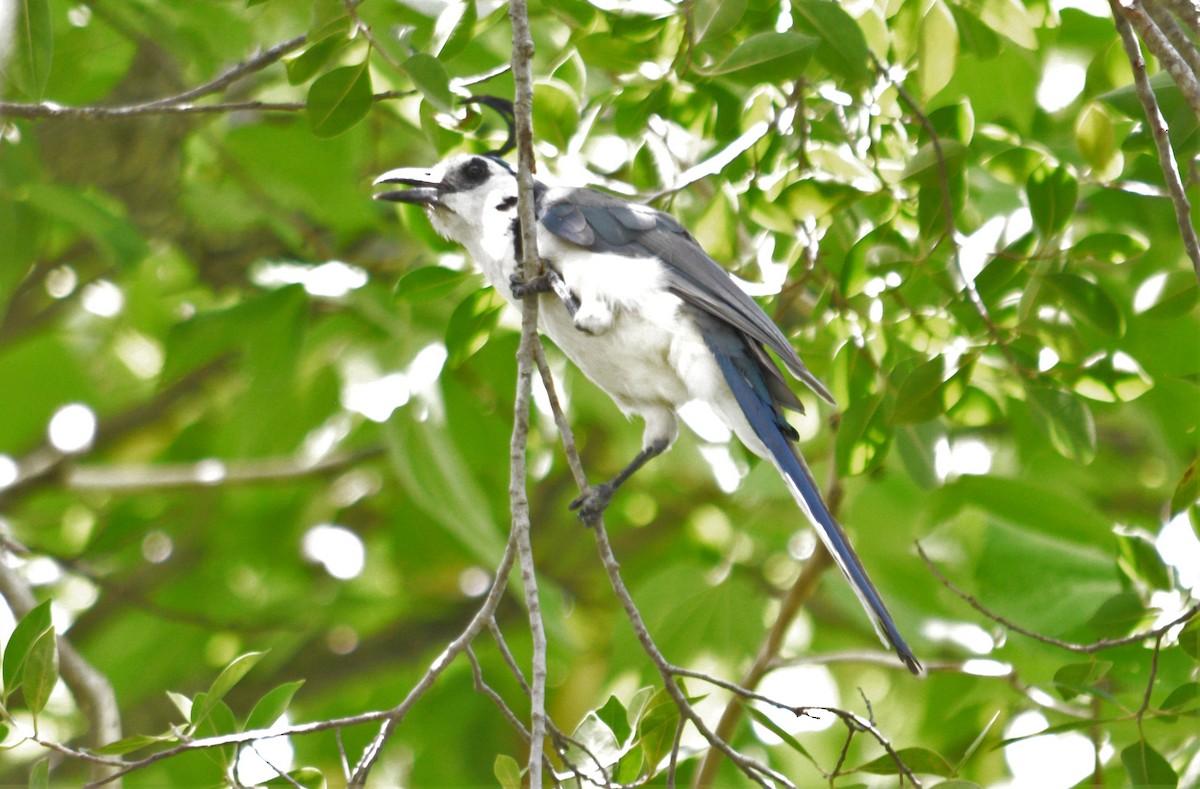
[375, 154, 920, 674]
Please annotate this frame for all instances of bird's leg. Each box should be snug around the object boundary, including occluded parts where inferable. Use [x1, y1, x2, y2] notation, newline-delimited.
[570, 438, 668, 525]
[509, 266, 580, 318]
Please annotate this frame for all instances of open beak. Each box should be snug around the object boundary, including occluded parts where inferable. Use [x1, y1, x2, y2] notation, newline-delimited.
[373, 167, 445, 207]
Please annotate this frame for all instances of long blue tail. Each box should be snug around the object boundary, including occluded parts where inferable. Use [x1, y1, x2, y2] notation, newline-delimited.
[707, 335, 921, 674]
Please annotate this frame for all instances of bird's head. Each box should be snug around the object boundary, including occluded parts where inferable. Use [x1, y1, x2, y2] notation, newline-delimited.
[373, 154, 518, 244]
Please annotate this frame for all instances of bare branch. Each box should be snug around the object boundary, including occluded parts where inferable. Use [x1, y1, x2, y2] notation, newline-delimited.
[345, 533, 519, 786]
[1119, 0, 1200, 115]
[918, 542, 1200, 653]
[507, 1, 549, 783]
[1110, 0, 1200, 279]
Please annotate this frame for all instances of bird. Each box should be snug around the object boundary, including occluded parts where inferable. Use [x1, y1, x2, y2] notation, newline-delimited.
[374, 153, 921, 674]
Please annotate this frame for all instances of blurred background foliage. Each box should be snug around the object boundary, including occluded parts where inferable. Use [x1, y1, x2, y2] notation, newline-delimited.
[1, 0, 1198, 785]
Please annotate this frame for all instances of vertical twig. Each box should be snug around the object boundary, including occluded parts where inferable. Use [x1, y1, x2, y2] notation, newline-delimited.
[507, 1, 548, 783]
[1110, 0, 1200, 280]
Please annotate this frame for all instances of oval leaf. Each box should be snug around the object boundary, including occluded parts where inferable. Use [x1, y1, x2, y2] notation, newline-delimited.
[9, 0, 53, 100]
[793, 0, 870, 82]
[701, 31, 817, 83]
[3, 600, 53, 694]
[1043, 273, 1123, 335]
[1121, 740, 1179, 788]
[1026, 163, 1078, 239]
[192, 651, 267, 727]
[307, 62, 373, 138]
[23, 628, 59, 718]
[245, 680, 305, 732]
[892, 357, 948, 424]
[403, 53, 453, 113]
[286, 34, 347, 86]
[395, 266, 471, 303]
[1027, 384, 1097, 464]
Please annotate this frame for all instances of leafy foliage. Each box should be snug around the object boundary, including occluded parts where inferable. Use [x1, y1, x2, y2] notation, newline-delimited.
[0, 0, 1198, 785]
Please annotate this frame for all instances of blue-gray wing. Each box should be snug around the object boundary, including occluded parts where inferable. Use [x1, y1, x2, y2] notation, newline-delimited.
[539, 186, 835, 409]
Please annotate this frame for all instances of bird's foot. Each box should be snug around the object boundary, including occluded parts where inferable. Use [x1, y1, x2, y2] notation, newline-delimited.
[569, 482, 615, 526]
[508, 271, 554, 299]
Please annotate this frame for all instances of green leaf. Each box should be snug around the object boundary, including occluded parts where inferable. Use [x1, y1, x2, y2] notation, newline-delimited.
[693, 0, 746, 42]
[192, 651, 268, 727]
[596, 694, 632, 745]
[1117, 532, 1172, 591]
[1138, 271, 1200, 320]
[1121, 740, 1178, 788]
[403, 53, 453, 114]
[306, 62, 373, 138]
[636, 689, 679, 774]
[493, 754, 522, 789]
[1170, 459, 1199, 520]
[28, 758, 49, 789]
[857, 746, 956, 776]
[23, 628, 59, 718]
[891, 357, 947, 424]
[394, 266, 471, 303]
[917, 0, 958, 99]
[1075, 102, 1117, 173]
[92, 733, 179, 756]
[1052, 661, 1110, 701]
[245, 680, 305, 731]
[1026, 163, 1078, 240]
[1026, 385, 1097, 464]
[3, 600, 52, 697]
[7, 0, 53, 100]
[1042, 273, 1123, 335]
[836, 394, 892, 475]
[444, 287, 505, 368]
[1177, 617, 1200, 662]
[438, 0, 477, 60]
[262, 767, 325, 788]
[792, 0, 870, 83]
[286, 33, 347, 86]
[1159, 682, 1200, 719]
[699, 32, 817, 84]
[744, 705, 814, 762]
[1069, 232, 1148, 265]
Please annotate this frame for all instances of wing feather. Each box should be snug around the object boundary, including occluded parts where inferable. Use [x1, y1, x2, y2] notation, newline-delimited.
[539, 187, 835, 407]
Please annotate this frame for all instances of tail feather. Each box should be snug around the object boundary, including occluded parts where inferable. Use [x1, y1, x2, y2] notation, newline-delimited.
[709, 342, 921, 675]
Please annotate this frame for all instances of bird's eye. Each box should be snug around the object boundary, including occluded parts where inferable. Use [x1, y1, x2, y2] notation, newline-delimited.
[462, 158, 488, 185]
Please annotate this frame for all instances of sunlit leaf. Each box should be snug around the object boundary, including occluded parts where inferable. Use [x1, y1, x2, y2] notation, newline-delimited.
[699, 32, 817, 83]
[245, 680, 305, 731]
[191, 651, 267, 727]
[2, 600, 52, 697]
[918, 0, 958, 99]
[793, 0, 870, 83]
[636, 688, 679, 774]
[22, 628, 59, 719]
[494, 755, 522, 789]
[891, 357, 948, 424]
[92, 733, 179, 756]
[1170, 459, 1199, 520]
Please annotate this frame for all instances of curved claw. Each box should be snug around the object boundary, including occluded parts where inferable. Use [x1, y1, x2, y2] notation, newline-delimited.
[569, 483, 615, 525]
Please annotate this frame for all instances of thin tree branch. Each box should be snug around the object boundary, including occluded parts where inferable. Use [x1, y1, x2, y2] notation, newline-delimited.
[1110, 0, 1200, 280]
[918, 542, 1200, 653]
[507, 1, 549, 783]
[344, 532, 519, 786]
[692, 543, 834, 787]
[1118, 0, 1200, 116]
